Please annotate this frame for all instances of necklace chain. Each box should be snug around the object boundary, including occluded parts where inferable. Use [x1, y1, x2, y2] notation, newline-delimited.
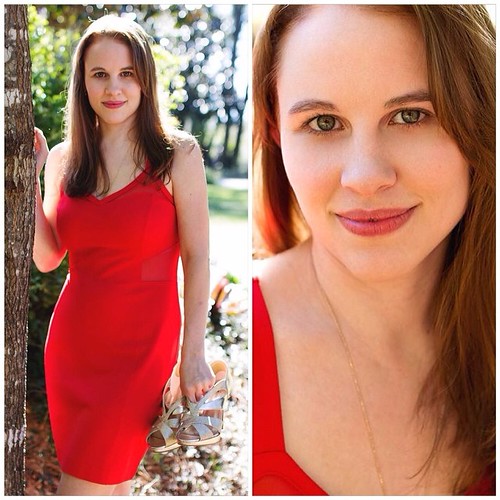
[310, 252, 387, 495]
[97, 146, 135, 198]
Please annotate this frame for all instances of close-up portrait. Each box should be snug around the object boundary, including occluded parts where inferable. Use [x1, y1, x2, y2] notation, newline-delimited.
[252, 4, 495, 495]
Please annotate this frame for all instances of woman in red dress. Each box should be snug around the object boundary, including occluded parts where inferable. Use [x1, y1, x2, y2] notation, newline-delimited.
[34, 15, 215, 495]
[252, 5, 495, 495]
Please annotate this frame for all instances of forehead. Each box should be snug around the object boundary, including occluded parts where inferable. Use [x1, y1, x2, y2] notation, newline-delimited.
[84, 36, 133, 68]
[276, 5, 427, 108]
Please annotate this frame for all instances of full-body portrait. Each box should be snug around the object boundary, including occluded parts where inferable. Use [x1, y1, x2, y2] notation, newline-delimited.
[33, 14, 222, 495]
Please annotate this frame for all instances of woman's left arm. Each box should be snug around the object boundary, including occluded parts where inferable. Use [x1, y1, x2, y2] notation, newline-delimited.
[170, 140, 215, 402]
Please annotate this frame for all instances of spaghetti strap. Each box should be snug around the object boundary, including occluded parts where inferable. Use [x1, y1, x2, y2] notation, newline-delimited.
[252, 278, 286, 453]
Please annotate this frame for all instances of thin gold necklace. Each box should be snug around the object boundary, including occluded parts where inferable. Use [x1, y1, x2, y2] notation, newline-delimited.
[310, 251, 387, 495]
[97, 148, 135, 198]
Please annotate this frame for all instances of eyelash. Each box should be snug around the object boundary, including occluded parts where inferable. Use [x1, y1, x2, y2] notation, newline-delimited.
[389, 108, 430, 128]
[301, 108, 431, 135]
[301, 115, 343, 136]
[93, 71, 134, 78]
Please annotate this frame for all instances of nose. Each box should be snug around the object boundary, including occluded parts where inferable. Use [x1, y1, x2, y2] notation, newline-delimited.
[105, 77, 121, 96]
[340, 132, 397, 196]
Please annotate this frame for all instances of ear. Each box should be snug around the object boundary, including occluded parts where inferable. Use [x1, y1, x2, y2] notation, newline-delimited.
[269, 125, 281, 147]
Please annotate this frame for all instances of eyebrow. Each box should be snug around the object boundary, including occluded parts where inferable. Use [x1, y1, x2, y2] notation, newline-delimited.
[287, 90, 432, 116]
[89, 66, 134, 72]
[288, 99, 338, 115]
[384, 90, 431, 108]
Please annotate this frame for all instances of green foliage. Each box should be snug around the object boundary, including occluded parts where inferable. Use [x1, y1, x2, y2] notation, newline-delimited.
[207, 184, 247, 220]
[205, 167, 220, 185]
[224, 273, 239, 285]
[28, 5, 80, 147]
[150, 44, 186, 126]
[28, 260, 68, 401]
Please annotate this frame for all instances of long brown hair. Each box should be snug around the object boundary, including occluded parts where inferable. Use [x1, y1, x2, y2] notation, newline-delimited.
[64, 15, 178, 197]
[253, 5, 495, 492]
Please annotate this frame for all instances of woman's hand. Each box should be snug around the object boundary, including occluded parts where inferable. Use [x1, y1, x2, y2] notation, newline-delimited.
[180, 356, 216, 402]
[34, 127, 49, 176]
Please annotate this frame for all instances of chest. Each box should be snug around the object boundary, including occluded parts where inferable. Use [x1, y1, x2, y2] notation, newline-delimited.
[57, 182, 178, 255]
[273, 322, 458, 495]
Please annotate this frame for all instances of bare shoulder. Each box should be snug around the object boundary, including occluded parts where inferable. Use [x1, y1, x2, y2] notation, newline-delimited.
[259, 243, 306, 280]
[166, 130, 206, 200]
[258, 243, 307, 302]
[168, 131, 205, 198]
[44, 141, 69, 188]
[256, 243, 313, 349]
[169, 129, 203, 166]
[47, 141, 69, 160]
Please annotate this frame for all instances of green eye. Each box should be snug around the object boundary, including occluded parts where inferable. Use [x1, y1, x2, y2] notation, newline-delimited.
[402, 110, 420, 123]
[392, 109, 426, 125]
[309, 115, 338, 131]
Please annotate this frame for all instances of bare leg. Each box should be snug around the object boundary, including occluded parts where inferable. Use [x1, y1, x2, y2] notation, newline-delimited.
[112, 480, 132, 496]
[57, 473, 118, 496]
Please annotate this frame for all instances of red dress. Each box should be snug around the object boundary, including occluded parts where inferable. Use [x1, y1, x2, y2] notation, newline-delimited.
[252, 278, 495, 495]
[45, 170, 181, 484]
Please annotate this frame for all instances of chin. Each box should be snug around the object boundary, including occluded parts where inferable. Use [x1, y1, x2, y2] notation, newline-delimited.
[335, 244, 445, 285]
[347, 264, 414, 283]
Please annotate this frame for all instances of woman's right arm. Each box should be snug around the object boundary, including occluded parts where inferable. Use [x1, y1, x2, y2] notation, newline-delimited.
[33, 129, 68, 272]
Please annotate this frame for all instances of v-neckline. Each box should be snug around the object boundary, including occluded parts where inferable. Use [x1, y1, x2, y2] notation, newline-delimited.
[88, 170, 148, 204]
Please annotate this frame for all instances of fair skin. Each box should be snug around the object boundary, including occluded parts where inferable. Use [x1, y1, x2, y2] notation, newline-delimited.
[34, 36, 213, 495]
[259, 6, 469, 495]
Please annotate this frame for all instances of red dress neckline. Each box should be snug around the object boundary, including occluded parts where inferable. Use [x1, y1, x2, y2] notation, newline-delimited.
[252, 277, 495, 495]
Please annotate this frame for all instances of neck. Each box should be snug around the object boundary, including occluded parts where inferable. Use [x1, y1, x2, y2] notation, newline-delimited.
[100, 128, 137, 162]
[307, 238, 445, 363]
[96, 127, 139, 189]
[99, 121, 137, 147]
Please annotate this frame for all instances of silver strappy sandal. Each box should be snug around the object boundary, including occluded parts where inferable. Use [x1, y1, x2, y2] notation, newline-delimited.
[176, 360, 230, 447]
[147, 364, 184, 453]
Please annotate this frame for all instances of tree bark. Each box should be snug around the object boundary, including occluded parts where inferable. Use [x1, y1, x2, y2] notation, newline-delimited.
[5, 5, 35, 495]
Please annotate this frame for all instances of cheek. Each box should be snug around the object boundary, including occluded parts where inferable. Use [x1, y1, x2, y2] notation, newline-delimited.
[84, 79, 100, 99]
[84, 78, 91, 95]
[280, 133, 334, 199]
[393, 129, 470, 207]
[432, 157, 470, 227]
[128, 80, 142, 98]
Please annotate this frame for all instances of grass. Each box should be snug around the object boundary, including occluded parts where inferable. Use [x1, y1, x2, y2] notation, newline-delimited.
[207, 184, 247, 220]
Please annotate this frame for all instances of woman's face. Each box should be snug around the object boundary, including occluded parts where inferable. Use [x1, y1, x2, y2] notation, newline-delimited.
[276, 5, 470, 281]
[84, 37, 142, 130]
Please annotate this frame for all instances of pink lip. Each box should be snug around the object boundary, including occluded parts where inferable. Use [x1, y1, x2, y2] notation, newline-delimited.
[102, 101, 125, 109]
[336, 206, 416, 236]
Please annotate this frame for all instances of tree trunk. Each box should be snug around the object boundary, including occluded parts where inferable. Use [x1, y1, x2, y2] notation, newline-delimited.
[221, 4, 244, 171]
[5, 5, 35, 495]
[233, 85, 248, 173]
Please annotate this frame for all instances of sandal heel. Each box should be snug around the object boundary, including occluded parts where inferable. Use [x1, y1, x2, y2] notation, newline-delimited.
[147, 363, 184, 453]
